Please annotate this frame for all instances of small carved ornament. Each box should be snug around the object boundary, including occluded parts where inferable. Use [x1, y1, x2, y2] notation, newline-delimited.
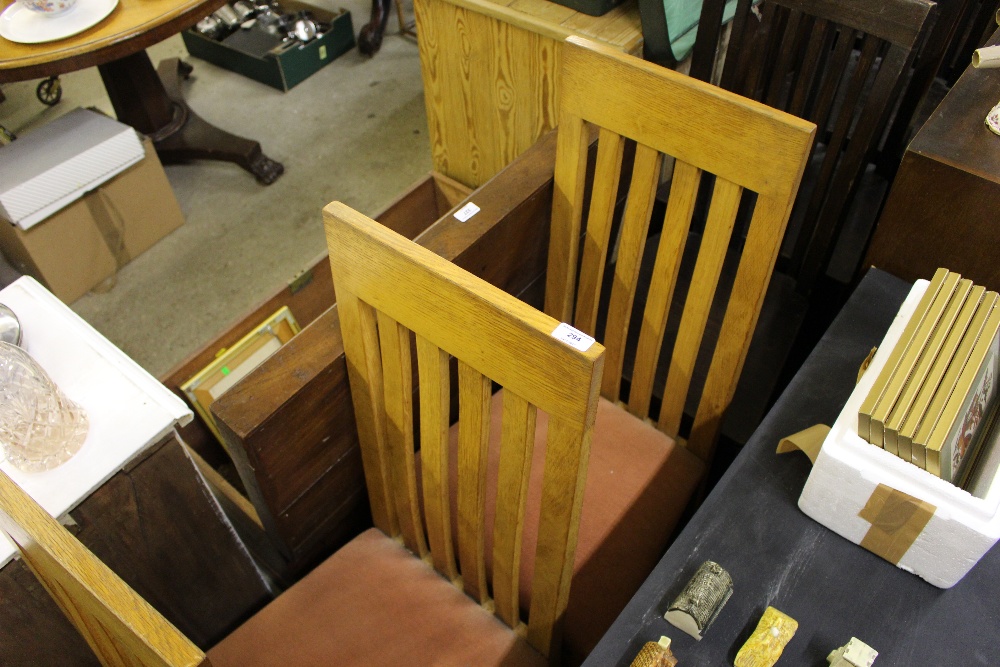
[827, 637, 878, 667]
[733, 606, 797, 667]
[664, 560, 733, 640]
[629, 636, 678, 667]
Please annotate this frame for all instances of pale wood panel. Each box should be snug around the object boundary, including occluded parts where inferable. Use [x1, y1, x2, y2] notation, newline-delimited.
[687, 194, 798, 462]
[544, 112, 590, 325]
[416, 334, 458, 579]
[627, 160, 702, 418]
[573, 127, 626, 337]
[658, 178, 744, 436]
[492, 390, 537, 628]
[415, 0, 640, 188]
[377, 312, 428, 558]
[335, 290, 399, 536]
[560, 37, 816, 198]
[0, 470, 207, 667]
[456, 360, 492, 604]
[600, 143, 663, 400]
[526, 414, 593, 657]
[325, 202, 604, 423]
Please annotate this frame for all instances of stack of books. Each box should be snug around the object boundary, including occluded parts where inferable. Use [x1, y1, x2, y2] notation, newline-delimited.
[859, 268, 1000, 487]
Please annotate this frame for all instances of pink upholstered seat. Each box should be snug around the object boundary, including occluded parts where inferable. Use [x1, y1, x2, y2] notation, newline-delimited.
[209, 528, 547, 667]
[438, 391, 705, 664]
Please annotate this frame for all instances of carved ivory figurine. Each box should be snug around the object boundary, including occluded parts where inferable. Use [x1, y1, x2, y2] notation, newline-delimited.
[629, 636, 679, 667]
[734, 606, 798, 667]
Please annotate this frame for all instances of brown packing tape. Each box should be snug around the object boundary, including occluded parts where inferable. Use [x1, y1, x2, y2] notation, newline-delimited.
[776, 424, 830, 464]
[857, 347, 878, 384]
[90, 189, 132, 270]
[858, 484, 935, 564]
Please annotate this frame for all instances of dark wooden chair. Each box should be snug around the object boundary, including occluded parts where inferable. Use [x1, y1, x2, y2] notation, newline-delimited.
[719, 0, 936, 292]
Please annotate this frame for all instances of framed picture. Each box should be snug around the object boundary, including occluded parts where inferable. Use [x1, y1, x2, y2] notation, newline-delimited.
[182, 306, 300, 443]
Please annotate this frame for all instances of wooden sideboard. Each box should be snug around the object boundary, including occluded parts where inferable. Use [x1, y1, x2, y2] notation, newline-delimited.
[866, 26, 1000, 291]
[414, 0, 642, 188]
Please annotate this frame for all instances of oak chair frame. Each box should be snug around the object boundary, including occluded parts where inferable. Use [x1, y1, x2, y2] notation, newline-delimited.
[325, 202, 606, 658]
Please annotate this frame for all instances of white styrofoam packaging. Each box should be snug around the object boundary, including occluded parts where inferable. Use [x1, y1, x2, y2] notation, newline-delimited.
[799, 279, 1000, 588]
[0, 108, 145, 230]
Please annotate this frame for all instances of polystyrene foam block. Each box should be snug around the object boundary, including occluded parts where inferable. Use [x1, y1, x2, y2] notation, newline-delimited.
[799, 279, 1000, 587]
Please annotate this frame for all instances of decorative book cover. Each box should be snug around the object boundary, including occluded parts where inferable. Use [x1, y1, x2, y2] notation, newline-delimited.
[901, 285, 985, 469]
[858, 268, 949, 446]
[885, 278, 973, 461]
[915, 292, 998, 458]
[927, 303, 1000, 481]
[870, 270, 959, 453]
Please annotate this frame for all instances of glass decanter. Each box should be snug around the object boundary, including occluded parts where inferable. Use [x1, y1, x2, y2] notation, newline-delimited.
[0, 340, 88, 472]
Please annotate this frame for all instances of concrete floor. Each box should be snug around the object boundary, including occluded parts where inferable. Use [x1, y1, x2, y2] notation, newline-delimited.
[0, 1, 431, 378]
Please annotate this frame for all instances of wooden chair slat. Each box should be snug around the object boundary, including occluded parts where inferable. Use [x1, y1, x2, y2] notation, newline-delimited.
[0, 471, 208, 667]
[600, 142, 662, 400]
[456, 359, 492, 604]
[741, 2, 782, 101]
[337, 290, 398, 536]
[764, 9, 806, 108]
[415, 333, 457, 579]
[688, 193, 796, 462]
[573, 127, 626, 337]
[492, 390, 537, 628]
[796, 43, 912, 288]
[526, 414, 593, 658]
[377, 311, 428, 558]
[627, 160, 702, 418]
[804, 26, 857, 140]
[658, 177, 744, 436]
[789, 33, 880, 276]
[545, 113, 589, 324]
[788, 17, 832, 118]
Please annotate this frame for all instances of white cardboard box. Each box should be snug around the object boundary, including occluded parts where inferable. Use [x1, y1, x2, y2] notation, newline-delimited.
[0, 277, 192, 569]
[0, 108, 145, 230]
[799, 279, 1000, 587]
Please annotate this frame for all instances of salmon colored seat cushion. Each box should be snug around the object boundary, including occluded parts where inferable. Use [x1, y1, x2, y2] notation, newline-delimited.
[440, 392, 705, 664]
[208, 527, 546, 667]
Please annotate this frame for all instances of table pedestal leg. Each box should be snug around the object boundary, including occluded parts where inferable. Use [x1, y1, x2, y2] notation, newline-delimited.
[98, 52, 284, 185]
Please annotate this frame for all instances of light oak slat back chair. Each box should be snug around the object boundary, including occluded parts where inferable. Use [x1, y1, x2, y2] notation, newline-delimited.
[464, 37, 815, 663]
[325, 202, 606, 661]
[547, 36, 814, 459]
[0, 207, 605, 666]
[719, 0, 936, 291]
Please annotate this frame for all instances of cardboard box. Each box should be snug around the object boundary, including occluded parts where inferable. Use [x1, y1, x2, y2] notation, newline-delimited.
[0, 138, 184, 303]
[181, 4, 355, 92]
[0, 108, 145, 230]
[799, 279, 1000, 588]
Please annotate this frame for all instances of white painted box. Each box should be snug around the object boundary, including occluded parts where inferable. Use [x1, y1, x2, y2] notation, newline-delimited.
[799, 279, 1000, 588]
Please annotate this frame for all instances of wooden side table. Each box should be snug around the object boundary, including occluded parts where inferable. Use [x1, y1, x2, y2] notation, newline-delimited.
[866, 27, 1000, 291]
[414, 0, 642, 188]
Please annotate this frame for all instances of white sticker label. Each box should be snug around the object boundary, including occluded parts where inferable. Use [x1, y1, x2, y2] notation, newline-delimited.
[551, 323, 595, 352]
[319, 45, 328, 60]
[454, 202, 480, 222]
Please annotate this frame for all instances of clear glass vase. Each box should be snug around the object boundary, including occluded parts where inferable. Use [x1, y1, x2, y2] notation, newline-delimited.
[0, 341, 88, 472]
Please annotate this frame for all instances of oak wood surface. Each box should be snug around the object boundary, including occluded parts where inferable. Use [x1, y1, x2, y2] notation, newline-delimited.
[414, 0, 641, 188]
[325, 201, 604, 658]
[546, 37, 814, 462]
[0, 0, 226, 82]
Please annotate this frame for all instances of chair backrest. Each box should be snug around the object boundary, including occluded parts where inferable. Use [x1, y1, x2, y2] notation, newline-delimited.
[544, 36, 815, 463]
[0, 469, 208, 667]
[324, 202, 606, 658]
[719, 0, 935, 290]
